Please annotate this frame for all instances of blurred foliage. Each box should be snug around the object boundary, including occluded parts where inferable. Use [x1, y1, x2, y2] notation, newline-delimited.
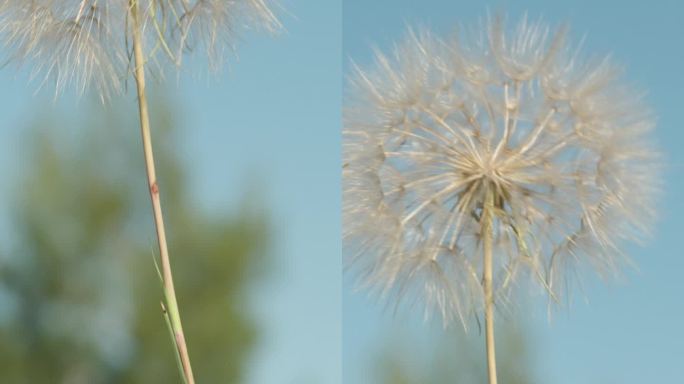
[376, 322, 535, 384]
[0, 98, 270, 383]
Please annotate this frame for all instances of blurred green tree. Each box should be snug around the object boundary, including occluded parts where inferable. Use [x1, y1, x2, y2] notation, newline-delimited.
[376, 323, 535, 384]
[0, 98, 269, 383]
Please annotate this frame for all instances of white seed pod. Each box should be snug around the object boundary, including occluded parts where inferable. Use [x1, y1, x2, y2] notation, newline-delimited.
[343, 15, 661, 327]
[0, 0, 281, 100]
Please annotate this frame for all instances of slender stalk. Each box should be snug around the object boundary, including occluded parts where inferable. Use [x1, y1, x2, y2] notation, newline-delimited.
[482, 184, 498, 384]
[129, 1, 196, 383]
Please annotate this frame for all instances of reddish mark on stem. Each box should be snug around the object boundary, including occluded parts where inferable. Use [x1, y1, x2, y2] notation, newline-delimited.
[151, 181, 159, 195]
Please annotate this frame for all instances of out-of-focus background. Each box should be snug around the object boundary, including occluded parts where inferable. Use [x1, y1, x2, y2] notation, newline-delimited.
[0, 1, 340, 383]
[343, 1, 684, 383]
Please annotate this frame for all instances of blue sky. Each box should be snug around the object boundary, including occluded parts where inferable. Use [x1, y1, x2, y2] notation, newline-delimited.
[0, 1, 341, 383]
[174, 1, 342, 382]
[343, 0, 684, 383]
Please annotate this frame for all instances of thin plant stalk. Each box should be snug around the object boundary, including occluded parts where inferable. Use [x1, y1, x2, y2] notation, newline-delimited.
[129, 1, 196, 383]
[482, 184, 498, 384]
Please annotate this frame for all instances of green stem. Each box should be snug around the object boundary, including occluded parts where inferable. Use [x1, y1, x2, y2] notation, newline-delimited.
[129, 2, 196, 383]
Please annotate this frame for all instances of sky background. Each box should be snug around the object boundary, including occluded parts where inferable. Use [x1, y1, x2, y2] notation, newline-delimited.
[343, 0, 684, 383]
[0, 1, 341, 383]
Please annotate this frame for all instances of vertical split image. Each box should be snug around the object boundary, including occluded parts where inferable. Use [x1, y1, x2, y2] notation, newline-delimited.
[0, 1, 682, 384]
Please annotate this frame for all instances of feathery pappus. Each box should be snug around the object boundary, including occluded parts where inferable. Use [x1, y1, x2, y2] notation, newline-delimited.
[343, 15, 661, 327]
[0, 0, 281, 101]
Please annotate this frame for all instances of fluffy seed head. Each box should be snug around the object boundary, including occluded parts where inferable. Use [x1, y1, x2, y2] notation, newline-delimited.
[343, 15, 661, 327]
[0, 0, 281, 100]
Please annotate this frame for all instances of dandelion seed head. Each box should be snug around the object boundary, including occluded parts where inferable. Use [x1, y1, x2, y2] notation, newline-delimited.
[0, 0, 281, 100]
[0, 1, 127, 101]
[343, 15, 661, 327]
[149, 0, 282, 71]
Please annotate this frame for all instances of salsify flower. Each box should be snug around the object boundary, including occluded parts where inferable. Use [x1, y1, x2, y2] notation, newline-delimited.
[343, 15, 661, 328]
[0, 0, 281, 101]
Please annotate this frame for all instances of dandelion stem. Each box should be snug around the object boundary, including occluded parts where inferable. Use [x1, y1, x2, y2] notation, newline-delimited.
[129, 1, 196, 383]
[482, 184, 498, 384]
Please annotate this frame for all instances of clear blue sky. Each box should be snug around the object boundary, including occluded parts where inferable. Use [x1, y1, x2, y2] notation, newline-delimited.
[176, 1, 342, 382]
[0, 1, 341, 383]
[343, 0, 684, 383]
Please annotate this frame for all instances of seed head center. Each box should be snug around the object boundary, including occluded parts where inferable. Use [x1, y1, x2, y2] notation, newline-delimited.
[480, 154, 504, 183]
